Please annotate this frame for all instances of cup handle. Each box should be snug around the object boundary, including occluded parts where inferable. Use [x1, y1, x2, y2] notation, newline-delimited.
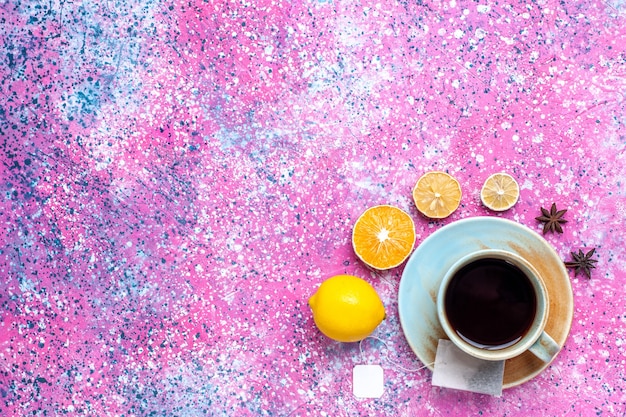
[528, 331, 560, 362]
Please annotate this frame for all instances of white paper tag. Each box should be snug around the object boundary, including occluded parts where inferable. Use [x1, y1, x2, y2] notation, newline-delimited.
[352, 364, 384, 398]
[432, 339, 504, 396]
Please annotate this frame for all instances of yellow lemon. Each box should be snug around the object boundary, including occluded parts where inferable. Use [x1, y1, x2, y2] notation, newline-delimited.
[308, 275, 385, 342]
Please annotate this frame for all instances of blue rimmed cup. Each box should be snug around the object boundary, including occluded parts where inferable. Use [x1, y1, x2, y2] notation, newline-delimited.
[437, 249, 559, 362]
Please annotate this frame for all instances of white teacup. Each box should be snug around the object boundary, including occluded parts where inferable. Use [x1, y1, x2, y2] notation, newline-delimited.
[437, 249, 559, 362]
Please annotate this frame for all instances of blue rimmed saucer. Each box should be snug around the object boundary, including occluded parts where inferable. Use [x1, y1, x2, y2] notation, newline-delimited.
[398, 217, 573, 388]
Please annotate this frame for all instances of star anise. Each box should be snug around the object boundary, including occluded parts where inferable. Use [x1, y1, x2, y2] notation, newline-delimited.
[535, 203, 568, 234]
[565, 248, 598, 279]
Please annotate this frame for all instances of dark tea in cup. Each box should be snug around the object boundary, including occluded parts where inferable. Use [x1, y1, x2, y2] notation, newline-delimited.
[437, 249, 559, 362]
[443, 258, 537, 350]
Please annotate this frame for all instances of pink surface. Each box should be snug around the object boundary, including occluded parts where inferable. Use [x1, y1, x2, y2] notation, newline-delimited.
[1, 0, 625, 415]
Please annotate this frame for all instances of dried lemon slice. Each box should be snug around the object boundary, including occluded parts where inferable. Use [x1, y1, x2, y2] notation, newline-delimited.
[480, 173, 520, 211]
[352, 205, 416, 270]
[412, 171, 462, 219]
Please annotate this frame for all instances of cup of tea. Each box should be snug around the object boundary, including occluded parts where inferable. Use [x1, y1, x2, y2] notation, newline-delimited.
[437, 249, 559, 362]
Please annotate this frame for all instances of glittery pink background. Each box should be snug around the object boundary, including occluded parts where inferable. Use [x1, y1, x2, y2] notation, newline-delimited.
[1, 0, 625, 415]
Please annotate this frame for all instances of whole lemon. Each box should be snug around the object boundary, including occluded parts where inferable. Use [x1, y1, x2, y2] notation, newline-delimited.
[308, 275, 386, 342]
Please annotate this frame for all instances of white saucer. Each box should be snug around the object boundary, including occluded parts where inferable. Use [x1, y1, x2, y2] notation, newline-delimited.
[398, 216, 574, 389]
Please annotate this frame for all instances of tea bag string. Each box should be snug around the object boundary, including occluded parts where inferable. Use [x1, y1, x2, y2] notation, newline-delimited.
[359, 336, 434, 373]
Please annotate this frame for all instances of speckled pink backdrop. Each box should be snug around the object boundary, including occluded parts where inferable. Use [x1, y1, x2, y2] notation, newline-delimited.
[1, 0, 625, 415]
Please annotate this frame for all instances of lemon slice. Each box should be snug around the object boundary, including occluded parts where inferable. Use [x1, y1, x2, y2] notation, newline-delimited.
[412, 171, 462, 219]
[352, 205, 416, 270]
[480, 173, 520, 211]
[308, 275, 386, 342]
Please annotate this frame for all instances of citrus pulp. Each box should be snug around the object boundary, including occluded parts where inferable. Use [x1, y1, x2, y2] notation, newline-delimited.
[352, 205, 416, 270]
